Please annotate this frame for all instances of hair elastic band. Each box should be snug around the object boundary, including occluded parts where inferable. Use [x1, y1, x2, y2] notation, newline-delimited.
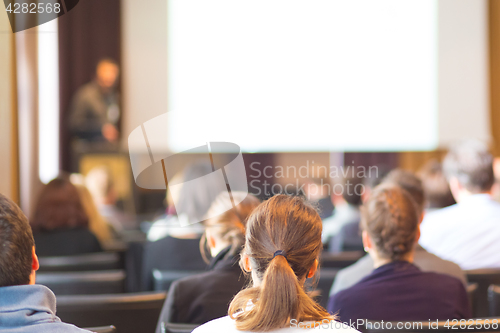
[273, 250, 287, 259]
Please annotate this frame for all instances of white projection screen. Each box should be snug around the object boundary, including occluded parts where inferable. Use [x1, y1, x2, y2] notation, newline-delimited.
[123, 0, 490, 153]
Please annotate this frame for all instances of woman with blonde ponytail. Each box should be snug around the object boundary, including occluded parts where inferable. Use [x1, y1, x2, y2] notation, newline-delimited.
[194, 195, 359, 333]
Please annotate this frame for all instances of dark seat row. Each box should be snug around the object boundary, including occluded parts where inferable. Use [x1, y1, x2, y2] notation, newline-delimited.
[38, 252, 122, 272]
[57, 292, 166, 333]
[37, 270, 126, 295]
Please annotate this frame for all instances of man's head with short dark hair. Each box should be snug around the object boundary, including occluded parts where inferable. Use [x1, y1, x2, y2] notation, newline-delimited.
[342, 176, 363, 206]
[443, 140, 494, 194]
[0, 193, 35, 287]
[382, 169, 425, 215]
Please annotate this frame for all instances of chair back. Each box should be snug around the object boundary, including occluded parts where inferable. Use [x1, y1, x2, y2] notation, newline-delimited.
[57, 292, 166, 333]
[36, 270, 126, 295]
[320, 251, 364, 268]
[467, 283, 478, 317]
[152, 269, 204, 292]
[38, 252, 122, 272]
[466, 269, 500, 317]
[161, 322, 200, 333]
[489, 284, 500, 317]
[83, 326, 116, 333]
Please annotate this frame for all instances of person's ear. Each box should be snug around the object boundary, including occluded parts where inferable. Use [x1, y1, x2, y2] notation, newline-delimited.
[32, 246, 39, 271]
[206, 232, 216, 250]
[29, 246, 39, 285]
[415, 224, 421, 243]
[448, 177, 462, 202]
[419, 211, 425, 224]
[361, 188, 371, 204]
[241, 253, 252, 272]
[307, 259, 318, 279]
[362, 230, 372, 252]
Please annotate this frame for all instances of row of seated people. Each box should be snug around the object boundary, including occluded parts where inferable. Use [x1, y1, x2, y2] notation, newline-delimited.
[0, 183, 479, 333]
[30, 166, 133, 258]
[149, 140, 500, 331]
[321, 157, 456, 254]
[4, 140, 500, 332]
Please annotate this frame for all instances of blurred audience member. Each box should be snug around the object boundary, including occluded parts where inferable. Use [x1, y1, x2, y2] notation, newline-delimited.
[31, 178, 102, 257]
[419, 140, 500, 269]
[322, 176, 362, 245]
[156, 192, 260, 329]
[85, 166, 133, 232]
[69, 59, 120, 144]
[73, 179, 114, 245]
[0, 193, 92, 332]
[328, 185, 470, 322]
[331, 169, 466, 295]
[302, 167, 334, 220]
[327, 167, 391, 253]
[142, 162, 224, 290]
[418, 160, 456, 211]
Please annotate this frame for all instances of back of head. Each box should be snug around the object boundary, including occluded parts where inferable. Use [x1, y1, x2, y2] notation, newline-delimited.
[200, 192, 260, 262]
[361, 185, 420, 261]
[418, 160, 456, 209]
[443, 140, 494, 193]
[229, 195, 332, 331]
[175, 162, 226, 224]
[342, 176, 363, 206]
[31, 177, 89, 232]
[0, 194, 34, 287]
[382, 169, 425, 215]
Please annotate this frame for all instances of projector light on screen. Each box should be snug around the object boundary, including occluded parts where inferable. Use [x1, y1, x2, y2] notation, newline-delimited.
[166, 0, 438, 152]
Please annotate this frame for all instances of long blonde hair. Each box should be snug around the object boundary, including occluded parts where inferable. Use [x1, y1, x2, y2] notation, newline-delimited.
[229, 195, 334, 331]
[74, 183, 113, 244]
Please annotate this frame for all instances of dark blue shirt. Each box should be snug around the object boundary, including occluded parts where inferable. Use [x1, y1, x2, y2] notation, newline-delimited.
[327, 261, 471, 323]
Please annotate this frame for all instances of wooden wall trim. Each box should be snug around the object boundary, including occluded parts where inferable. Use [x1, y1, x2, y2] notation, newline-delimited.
[489, 0, 500, 156]
[10, 31, 19, 204]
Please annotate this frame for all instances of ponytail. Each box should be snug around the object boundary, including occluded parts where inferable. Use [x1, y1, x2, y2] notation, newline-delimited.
[228, 195, 334, 332]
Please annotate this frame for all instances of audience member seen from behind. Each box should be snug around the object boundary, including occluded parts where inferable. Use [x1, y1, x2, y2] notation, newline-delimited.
[302, 167, 334, 220]
[330, 169, 466, 296]
[30, 178, 102, 257]
[326, 168, 391, 254]
[419, 140, 500, 269]
[156, 193, 260, 330]
[142, 162, 224, 290]
[418, 160, 456, 211]
[325, 176, 363, 252]
[0, 193, 92, 332]
[194, 195, 358, 333]
[328, 185, 471, 322]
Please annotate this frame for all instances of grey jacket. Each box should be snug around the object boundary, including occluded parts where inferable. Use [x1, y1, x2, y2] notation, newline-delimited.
[0, 284, 91, 333]
[69, 81, 120, 141]
[330, 245, 467, 296]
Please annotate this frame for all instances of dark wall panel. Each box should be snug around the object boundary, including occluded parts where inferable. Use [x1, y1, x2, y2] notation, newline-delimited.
[58, 0, 121, 171]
